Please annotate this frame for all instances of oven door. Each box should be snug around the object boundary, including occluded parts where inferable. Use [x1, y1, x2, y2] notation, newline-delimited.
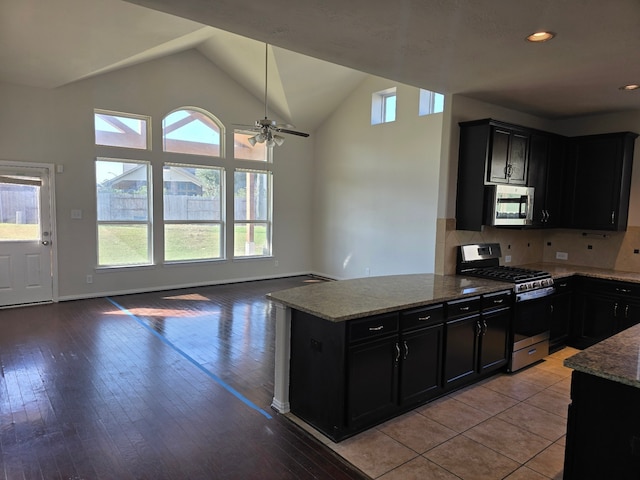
[513, 290, 553, 351]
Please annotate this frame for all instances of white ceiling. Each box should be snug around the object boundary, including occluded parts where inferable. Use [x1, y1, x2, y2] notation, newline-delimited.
[3, 0, 640, 130]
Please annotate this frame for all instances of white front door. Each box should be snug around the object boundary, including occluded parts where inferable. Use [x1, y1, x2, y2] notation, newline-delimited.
[0, 164, 55, 307]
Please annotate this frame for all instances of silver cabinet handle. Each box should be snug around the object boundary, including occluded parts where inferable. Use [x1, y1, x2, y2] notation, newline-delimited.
[482, 319, 488, 335]
[616, 288, 632, 294]
[612, 211, 616, 224]
[403, 341, 409, 360]
[369, 325, 384, 331]
[460, 306, 470, 311]
[418, 315, 431, 321]
[625, 305, 630, 318]
[614, 303, 619, 318]
[493, 299, 504, 304]
[395, 343, 401, 363]
[476, 321, 482, 337]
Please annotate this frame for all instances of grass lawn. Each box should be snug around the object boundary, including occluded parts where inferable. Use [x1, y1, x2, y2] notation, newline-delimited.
[98, 224, 267, 265]
[0, 223, 39, 240]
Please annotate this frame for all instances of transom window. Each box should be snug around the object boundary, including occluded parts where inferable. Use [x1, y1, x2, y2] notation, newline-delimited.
[371, 87, 397, 125]
[162, 108, 223, 157]
[234, 130, 269, 162]
[94, 110, 150, 150]
[419, 89, 445, 116]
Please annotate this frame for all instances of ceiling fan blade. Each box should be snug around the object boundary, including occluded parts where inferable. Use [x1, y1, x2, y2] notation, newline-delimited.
[277, 128, 310, 138]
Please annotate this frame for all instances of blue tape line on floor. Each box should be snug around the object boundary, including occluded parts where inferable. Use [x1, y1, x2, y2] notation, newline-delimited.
[106, 297, 273, 420]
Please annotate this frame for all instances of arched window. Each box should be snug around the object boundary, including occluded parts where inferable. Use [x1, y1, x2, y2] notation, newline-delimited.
[162, 108, 224, 156]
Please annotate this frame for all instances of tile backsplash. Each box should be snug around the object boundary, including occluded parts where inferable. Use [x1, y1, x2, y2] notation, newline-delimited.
[437, 219, 640, 275]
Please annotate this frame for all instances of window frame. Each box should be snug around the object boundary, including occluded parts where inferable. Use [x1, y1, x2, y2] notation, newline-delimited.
[162, 162, 225, 263]
[371, 87, 397, 125]
[162, 107, 225, 158]
[94, 109, 151, 150]
[233, 167, 273, 259]
[419, 89, 445, 116]
[95, 157, 153, 268]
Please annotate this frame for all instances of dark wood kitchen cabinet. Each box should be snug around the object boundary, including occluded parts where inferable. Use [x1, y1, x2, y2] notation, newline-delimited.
[564, 371, 640, 480]
[564, 132, 638, 231]
[528, 132, 566, 227]
[289, 305, 446, 441]
[570, 278, 640, 349]
[549, 278, 573, 352]
[456, 119, 531, 230]
[443, 291, 511, 391]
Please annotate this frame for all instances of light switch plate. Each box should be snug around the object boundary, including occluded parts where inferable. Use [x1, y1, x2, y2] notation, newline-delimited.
[71, 209, 82, 219]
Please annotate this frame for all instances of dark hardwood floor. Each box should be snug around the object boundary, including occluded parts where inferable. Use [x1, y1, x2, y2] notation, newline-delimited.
[0, 276, 368, 480]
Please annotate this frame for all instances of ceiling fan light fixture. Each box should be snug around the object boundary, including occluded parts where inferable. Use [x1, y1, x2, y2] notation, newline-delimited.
[273, 134, 285, 146]
[526, 31, 555, 43]
[248, 135, 258, 146]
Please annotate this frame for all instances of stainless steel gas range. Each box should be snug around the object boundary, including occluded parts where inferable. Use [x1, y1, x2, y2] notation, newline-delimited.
[457, 243, 555, 372]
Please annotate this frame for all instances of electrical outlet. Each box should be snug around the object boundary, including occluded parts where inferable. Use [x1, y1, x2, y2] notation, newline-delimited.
[556, 252, 569, 260]
[365, 267, 370, 276]
[504, 255, 512, 263]
[86, 274, 93, 284]
[274, 260, 279, 267]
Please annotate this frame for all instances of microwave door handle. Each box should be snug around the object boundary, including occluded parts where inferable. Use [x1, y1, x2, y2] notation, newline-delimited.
[520, 195, 527, 218]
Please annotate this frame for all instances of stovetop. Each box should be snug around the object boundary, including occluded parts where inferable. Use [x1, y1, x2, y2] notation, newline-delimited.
[456, 243, 554, 293]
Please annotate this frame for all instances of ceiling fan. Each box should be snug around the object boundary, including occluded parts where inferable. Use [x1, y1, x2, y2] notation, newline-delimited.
[236, 44, 310, 148]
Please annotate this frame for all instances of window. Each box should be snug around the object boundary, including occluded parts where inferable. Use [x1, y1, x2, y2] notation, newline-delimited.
[371, 87, 397, 125]
[96, 158, 151, 266]
[234, 169, 271, 257]
[419, 89, 445, 116]
[94, 110, 149, 149]
[162, 108, 223, 156]
[234, 130, 269, 161]
[163, 164, 223, 262]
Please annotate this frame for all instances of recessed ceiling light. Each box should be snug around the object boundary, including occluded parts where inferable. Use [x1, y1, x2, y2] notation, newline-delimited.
[619, 84, 640, 91]
[526, 31, 555, 43]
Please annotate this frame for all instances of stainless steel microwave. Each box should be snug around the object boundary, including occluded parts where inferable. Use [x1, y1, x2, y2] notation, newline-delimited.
[485, 184, 534, 226]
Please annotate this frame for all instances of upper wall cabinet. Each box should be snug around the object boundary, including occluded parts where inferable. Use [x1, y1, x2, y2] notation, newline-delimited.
[528, 132, 566, 228]
[564, 132, 638, 231]
[456, 119, 531, 231]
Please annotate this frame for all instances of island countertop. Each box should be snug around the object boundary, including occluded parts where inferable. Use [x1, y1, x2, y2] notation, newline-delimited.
[564, 322, 640, 389]
[266, 274, 512, 322]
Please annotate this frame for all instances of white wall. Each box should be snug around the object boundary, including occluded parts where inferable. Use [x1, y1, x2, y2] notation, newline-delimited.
[0, 49, 314, 299]
[312, 77, 444, 279]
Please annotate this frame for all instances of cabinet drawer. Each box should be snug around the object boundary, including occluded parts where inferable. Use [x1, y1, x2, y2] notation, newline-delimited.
[348, 313, 399, 343]
[401, 304, 444, 331]
[446, 296, 481, 319]
[482, 290, 512, 311]
[580, 278, 640, 298]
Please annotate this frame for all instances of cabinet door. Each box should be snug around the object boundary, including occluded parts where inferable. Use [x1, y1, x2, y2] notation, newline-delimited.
[444, 315, 480, 389]
[617, 301, 640, 332]
[544, 135, 566, 227]
[528, 133, 549, 226]
[575, 294, 616, 348]
[478, 307, 510, 374]
[347, 336, 398, 429]
[550, 291, 572, 351]
[487, 128, 528, 184]
[567, 133, 636, 231]
[399, 324, 443, 407]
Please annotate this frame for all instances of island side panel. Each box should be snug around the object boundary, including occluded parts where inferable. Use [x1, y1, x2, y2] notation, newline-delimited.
[564, 370, 640, 479]
[289, 310, 347, 441]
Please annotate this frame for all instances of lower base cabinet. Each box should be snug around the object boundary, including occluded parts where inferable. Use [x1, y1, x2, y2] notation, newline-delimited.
[290, 292, 510, 442]
[564, 371, 640, 479]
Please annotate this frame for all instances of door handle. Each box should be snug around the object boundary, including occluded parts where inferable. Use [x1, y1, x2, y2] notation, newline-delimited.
[42, 240, 50, 245]
[403, 341, 409, 360]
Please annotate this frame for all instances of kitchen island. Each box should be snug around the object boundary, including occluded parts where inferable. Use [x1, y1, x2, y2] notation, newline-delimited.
[563, 323, 640, 479]
[267, 273, 514, 440]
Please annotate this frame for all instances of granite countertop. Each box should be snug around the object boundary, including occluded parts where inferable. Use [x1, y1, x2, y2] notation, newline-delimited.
[525, 263, 640, 283]
[266, 274, 512, 322]
[564, 323, 640, 389]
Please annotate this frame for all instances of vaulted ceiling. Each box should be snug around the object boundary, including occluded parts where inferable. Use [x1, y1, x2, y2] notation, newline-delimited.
[2, 0, 640, 131]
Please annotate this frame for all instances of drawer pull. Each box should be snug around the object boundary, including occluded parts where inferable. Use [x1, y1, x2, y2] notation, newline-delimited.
[460, 306, 470, 311]
[528, 348, 537, 355]
[368, 325, 384, 332]
[616, 288, 632, 294]
[418, 315, 432, 321]
[493, 299, 504, 304]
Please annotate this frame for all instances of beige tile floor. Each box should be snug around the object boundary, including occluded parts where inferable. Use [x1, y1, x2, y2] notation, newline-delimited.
[290, 346, 579, 480]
